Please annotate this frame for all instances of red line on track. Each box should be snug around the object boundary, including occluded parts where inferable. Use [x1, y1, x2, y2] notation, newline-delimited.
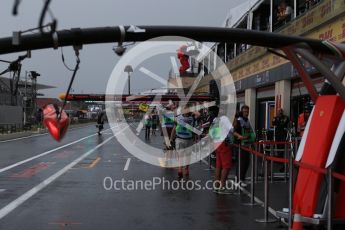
[10, 162, 53, 178]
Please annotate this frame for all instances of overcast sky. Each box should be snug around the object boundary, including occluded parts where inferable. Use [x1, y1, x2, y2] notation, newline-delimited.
[0, 0, 243, 98]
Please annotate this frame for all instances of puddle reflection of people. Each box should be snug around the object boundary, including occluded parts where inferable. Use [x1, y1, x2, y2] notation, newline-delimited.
[215, 197, 231, 224]
[97, 134, 104, 144]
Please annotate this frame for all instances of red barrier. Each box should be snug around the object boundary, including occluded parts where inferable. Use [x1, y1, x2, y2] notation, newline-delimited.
[333, 171, 345, 182]
[232, 143, 345, 182]
[266, 155, 289, 164]
[254, 141, 295, 145]
[295, 161, 327, 175]
[294, 96, 344, 217]
[233, 144, 265, 159]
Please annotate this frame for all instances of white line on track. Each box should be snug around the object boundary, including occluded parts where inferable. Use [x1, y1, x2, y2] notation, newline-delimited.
[0, 127, 113, 174]
[124, 158, 131, 171]
[0, 133, 47, 143]
[0, 124, 96, 143]
[0, 135, 114, 220]
[0, 124, 128, 220]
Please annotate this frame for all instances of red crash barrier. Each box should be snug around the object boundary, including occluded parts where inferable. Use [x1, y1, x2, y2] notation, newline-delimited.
[254, 141, 296, 145]
[232, 142, 345, 182]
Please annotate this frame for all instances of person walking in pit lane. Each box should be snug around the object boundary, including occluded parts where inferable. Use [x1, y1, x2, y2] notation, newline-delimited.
[144, 113, 152, 140]
[151, 108, 159, 136]
[96, 110, 106, 135]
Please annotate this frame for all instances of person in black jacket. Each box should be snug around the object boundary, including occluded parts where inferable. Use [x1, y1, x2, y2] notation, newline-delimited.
[233, 105, 254, 187]
[97, 110, 106, 135]
[272, 108, 289, 149]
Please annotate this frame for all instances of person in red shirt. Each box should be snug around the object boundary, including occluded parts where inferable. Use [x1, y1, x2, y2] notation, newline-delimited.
[209, 107, 238, 194]
[177, 45, 190, 74]
[297, 106, 311, 137]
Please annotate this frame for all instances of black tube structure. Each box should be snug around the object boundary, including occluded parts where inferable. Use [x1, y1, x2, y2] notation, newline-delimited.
[0, 26, 343, 55]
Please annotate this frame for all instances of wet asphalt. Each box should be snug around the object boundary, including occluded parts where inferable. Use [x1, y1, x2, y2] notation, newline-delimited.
[0, 123, 288, 230]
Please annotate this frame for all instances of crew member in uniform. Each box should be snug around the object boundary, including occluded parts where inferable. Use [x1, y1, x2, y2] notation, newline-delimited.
[273, 108, 289, 140]
[144, 114, 152, 140]
[161, 102, 176, 150]
[151, 109, 159, 136]
[272, 108, 290, 171]
[272, 108, 290, 150]
[171, 103, 196, 179]
[234, 105, 256, 186]
[298, 105, 312, 137]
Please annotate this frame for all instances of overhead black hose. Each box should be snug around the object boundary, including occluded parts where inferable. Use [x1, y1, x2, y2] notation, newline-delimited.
[59, 57, 80, 119]
[39, 0, 57, 34]
[12, 0, 21, 15]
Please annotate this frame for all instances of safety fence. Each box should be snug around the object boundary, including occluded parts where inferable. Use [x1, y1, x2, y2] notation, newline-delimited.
[231, 140, 345, 229]
[235, 141, 345, 184]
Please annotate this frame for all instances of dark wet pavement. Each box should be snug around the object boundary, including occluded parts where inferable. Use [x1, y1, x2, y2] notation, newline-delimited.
[0, 123, 288, 230]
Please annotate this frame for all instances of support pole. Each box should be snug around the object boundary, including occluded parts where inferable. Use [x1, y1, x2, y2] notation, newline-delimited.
[237, 144, 242, 195]
[255, 155, 277, 223]
[327, 167, 334, 230]
[243, 146, 259, 206]
[288, 142, 295, 229]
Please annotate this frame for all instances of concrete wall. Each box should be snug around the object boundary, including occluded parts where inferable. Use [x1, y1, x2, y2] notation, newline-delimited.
[275, 80, 291, 116]
[0, 105, 23, 125]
